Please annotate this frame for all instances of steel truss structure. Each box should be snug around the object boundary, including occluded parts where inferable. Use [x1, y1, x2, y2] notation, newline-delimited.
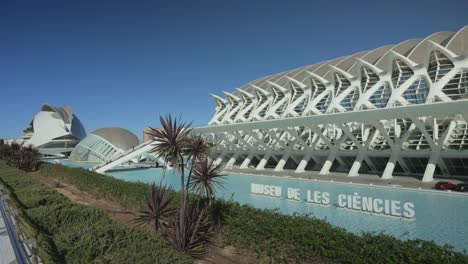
[196, 26, 468, 181]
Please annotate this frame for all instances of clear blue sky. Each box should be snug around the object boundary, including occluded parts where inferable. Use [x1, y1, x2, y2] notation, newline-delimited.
[1, 0, 467, 140]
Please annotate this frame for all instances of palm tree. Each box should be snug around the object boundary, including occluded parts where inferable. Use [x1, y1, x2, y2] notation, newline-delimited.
[134, 182, 177, 232]
[184, 135, 210, 198]
[146, 115, 192, 227]
[190, 158, 225, 201]
[146, 115, 225, 258]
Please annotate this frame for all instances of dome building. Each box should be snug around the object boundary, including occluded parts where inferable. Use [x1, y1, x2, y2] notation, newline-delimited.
[23, 104, 86, 157]
[69, 127, 140, 163]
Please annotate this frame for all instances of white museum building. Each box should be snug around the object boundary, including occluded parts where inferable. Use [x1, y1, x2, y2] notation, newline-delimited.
[195, 26, 468, 182]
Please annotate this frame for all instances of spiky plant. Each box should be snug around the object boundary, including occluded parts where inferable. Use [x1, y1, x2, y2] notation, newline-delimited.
[184, 135, 210, 197]
[134, 182, 177, 232]
[146, 115, 193, 232]
[184, 135, 210, 163]
[164, 201, 213, 258]
[190, 158, 225, 200]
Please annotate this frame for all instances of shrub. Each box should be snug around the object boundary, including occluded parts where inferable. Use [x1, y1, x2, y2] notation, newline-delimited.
[0, 143, 40, 172]
[38, 162, 468, 263]
[0, 161, 192, 263]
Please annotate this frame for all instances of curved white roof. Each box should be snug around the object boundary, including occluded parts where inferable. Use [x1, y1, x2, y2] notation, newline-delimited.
[69, 127, 139, 163]
[24, 104, 86, 148]
[231, 28, 465, 97]
[91, 128, 139, 151]
[210, 26, 468, 126]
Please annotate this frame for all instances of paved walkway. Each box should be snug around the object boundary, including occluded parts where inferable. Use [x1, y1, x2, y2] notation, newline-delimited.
[225, 168, 467, 191]
[0, 207, 16, 264]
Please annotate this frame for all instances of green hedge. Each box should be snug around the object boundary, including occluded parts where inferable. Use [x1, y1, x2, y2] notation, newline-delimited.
[38, 162, 468, 263]
[214, 202, 468, 263]
[0, 161, 191, 263]
[40, 163, 150, 207]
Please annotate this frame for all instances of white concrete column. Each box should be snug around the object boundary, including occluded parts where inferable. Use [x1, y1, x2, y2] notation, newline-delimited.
[274, 153, 290, 171]
[348, 153, 365, 177]
[226, 153, 239, 167]
[381, 154, 398, 180]
[214, 152, 227, 165]
[240, 153, 255, 169]
[295, 154, 312, 173]
[422, 152, 440, 182]
[256, 153, 271, 170]
[319, 152, 336, 175]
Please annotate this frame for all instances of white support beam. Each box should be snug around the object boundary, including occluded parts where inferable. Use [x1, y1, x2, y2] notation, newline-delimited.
[226, 153, 239, 167]
[240, 153, 255, 169]
[348, 152, 365, 177]
[214, 152, 227, 165]
[295, 153, 312, 173]
[274, 153, 290, 171]
[381, 153, 398, 179]
[320, 152, 336, 175]
[422, 152, 440, 182]
[256, 153, 271, 170]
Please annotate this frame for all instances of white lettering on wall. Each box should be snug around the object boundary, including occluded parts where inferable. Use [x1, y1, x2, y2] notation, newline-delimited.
[250, 183, 416, 219]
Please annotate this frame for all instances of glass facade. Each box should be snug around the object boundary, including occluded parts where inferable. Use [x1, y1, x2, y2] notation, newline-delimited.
[369, 83, 391, 108]
[402, 78, 429, 104]
[391, 59, 414, 89]
[334, 72, 351, 96]
[427, 51, 454, 83]
[442, 71, 468, 100]
[361, 66, 380, 93]
[69, 134, 119, 163]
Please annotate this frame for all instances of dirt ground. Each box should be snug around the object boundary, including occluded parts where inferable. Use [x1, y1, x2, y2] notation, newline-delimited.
[29, 172, 266, 264]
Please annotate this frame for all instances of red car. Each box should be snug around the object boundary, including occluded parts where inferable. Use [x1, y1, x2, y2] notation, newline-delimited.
[435, 181, 457, 190]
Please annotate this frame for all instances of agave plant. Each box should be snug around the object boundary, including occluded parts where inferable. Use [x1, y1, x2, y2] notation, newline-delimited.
[164, 201, 213, 258]
[190, 158, 225, 200]
[134, 182, 178, 232]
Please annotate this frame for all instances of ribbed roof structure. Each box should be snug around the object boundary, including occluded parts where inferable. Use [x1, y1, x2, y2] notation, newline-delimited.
[209, 26, 468, 125]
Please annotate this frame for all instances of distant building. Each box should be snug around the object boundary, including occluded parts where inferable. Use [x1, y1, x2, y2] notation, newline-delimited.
[22, 104, 86, 157]
[70, 127, 139, 163]
[195, 26, 468, 182]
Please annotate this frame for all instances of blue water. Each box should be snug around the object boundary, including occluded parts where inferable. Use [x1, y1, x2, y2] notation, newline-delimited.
[58, 160, 468, 252]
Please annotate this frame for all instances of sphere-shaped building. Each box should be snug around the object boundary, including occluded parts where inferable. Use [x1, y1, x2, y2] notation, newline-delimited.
[69, 127, 140, 163]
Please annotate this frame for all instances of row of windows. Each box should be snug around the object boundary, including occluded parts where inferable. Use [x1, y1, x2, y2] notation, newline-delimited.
[214, 53, 464, 124]
[69, 134, 119, 163]
[217, 118, 468, 153]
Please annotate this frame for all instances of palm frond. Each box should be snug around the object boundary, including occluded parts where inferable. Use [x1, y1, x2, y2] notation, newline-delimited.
[164, 201, 213, 258]
[184, 135, 210, 163]
[190, 158, 225, 200]
[146, 114, 192, 172]
[133, 182, 177, 232]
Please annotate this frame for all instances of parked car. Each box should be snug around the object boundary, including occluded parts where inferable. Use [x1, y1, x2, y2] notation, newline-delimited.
[455, 183, 468, 192]
[434, 181, 457, 190]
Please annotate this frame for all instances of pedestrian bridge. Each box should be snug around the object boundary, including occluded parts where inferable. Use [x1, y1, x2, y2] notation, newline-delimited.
[92, 141, 166, 174]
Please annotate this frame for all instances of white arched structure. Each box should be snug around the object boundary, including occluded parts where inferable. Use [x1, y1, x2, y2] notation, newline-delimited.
[70, 127, 139, 163]
[199, 26, 468, 182]
[22, 104, 86, 157]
